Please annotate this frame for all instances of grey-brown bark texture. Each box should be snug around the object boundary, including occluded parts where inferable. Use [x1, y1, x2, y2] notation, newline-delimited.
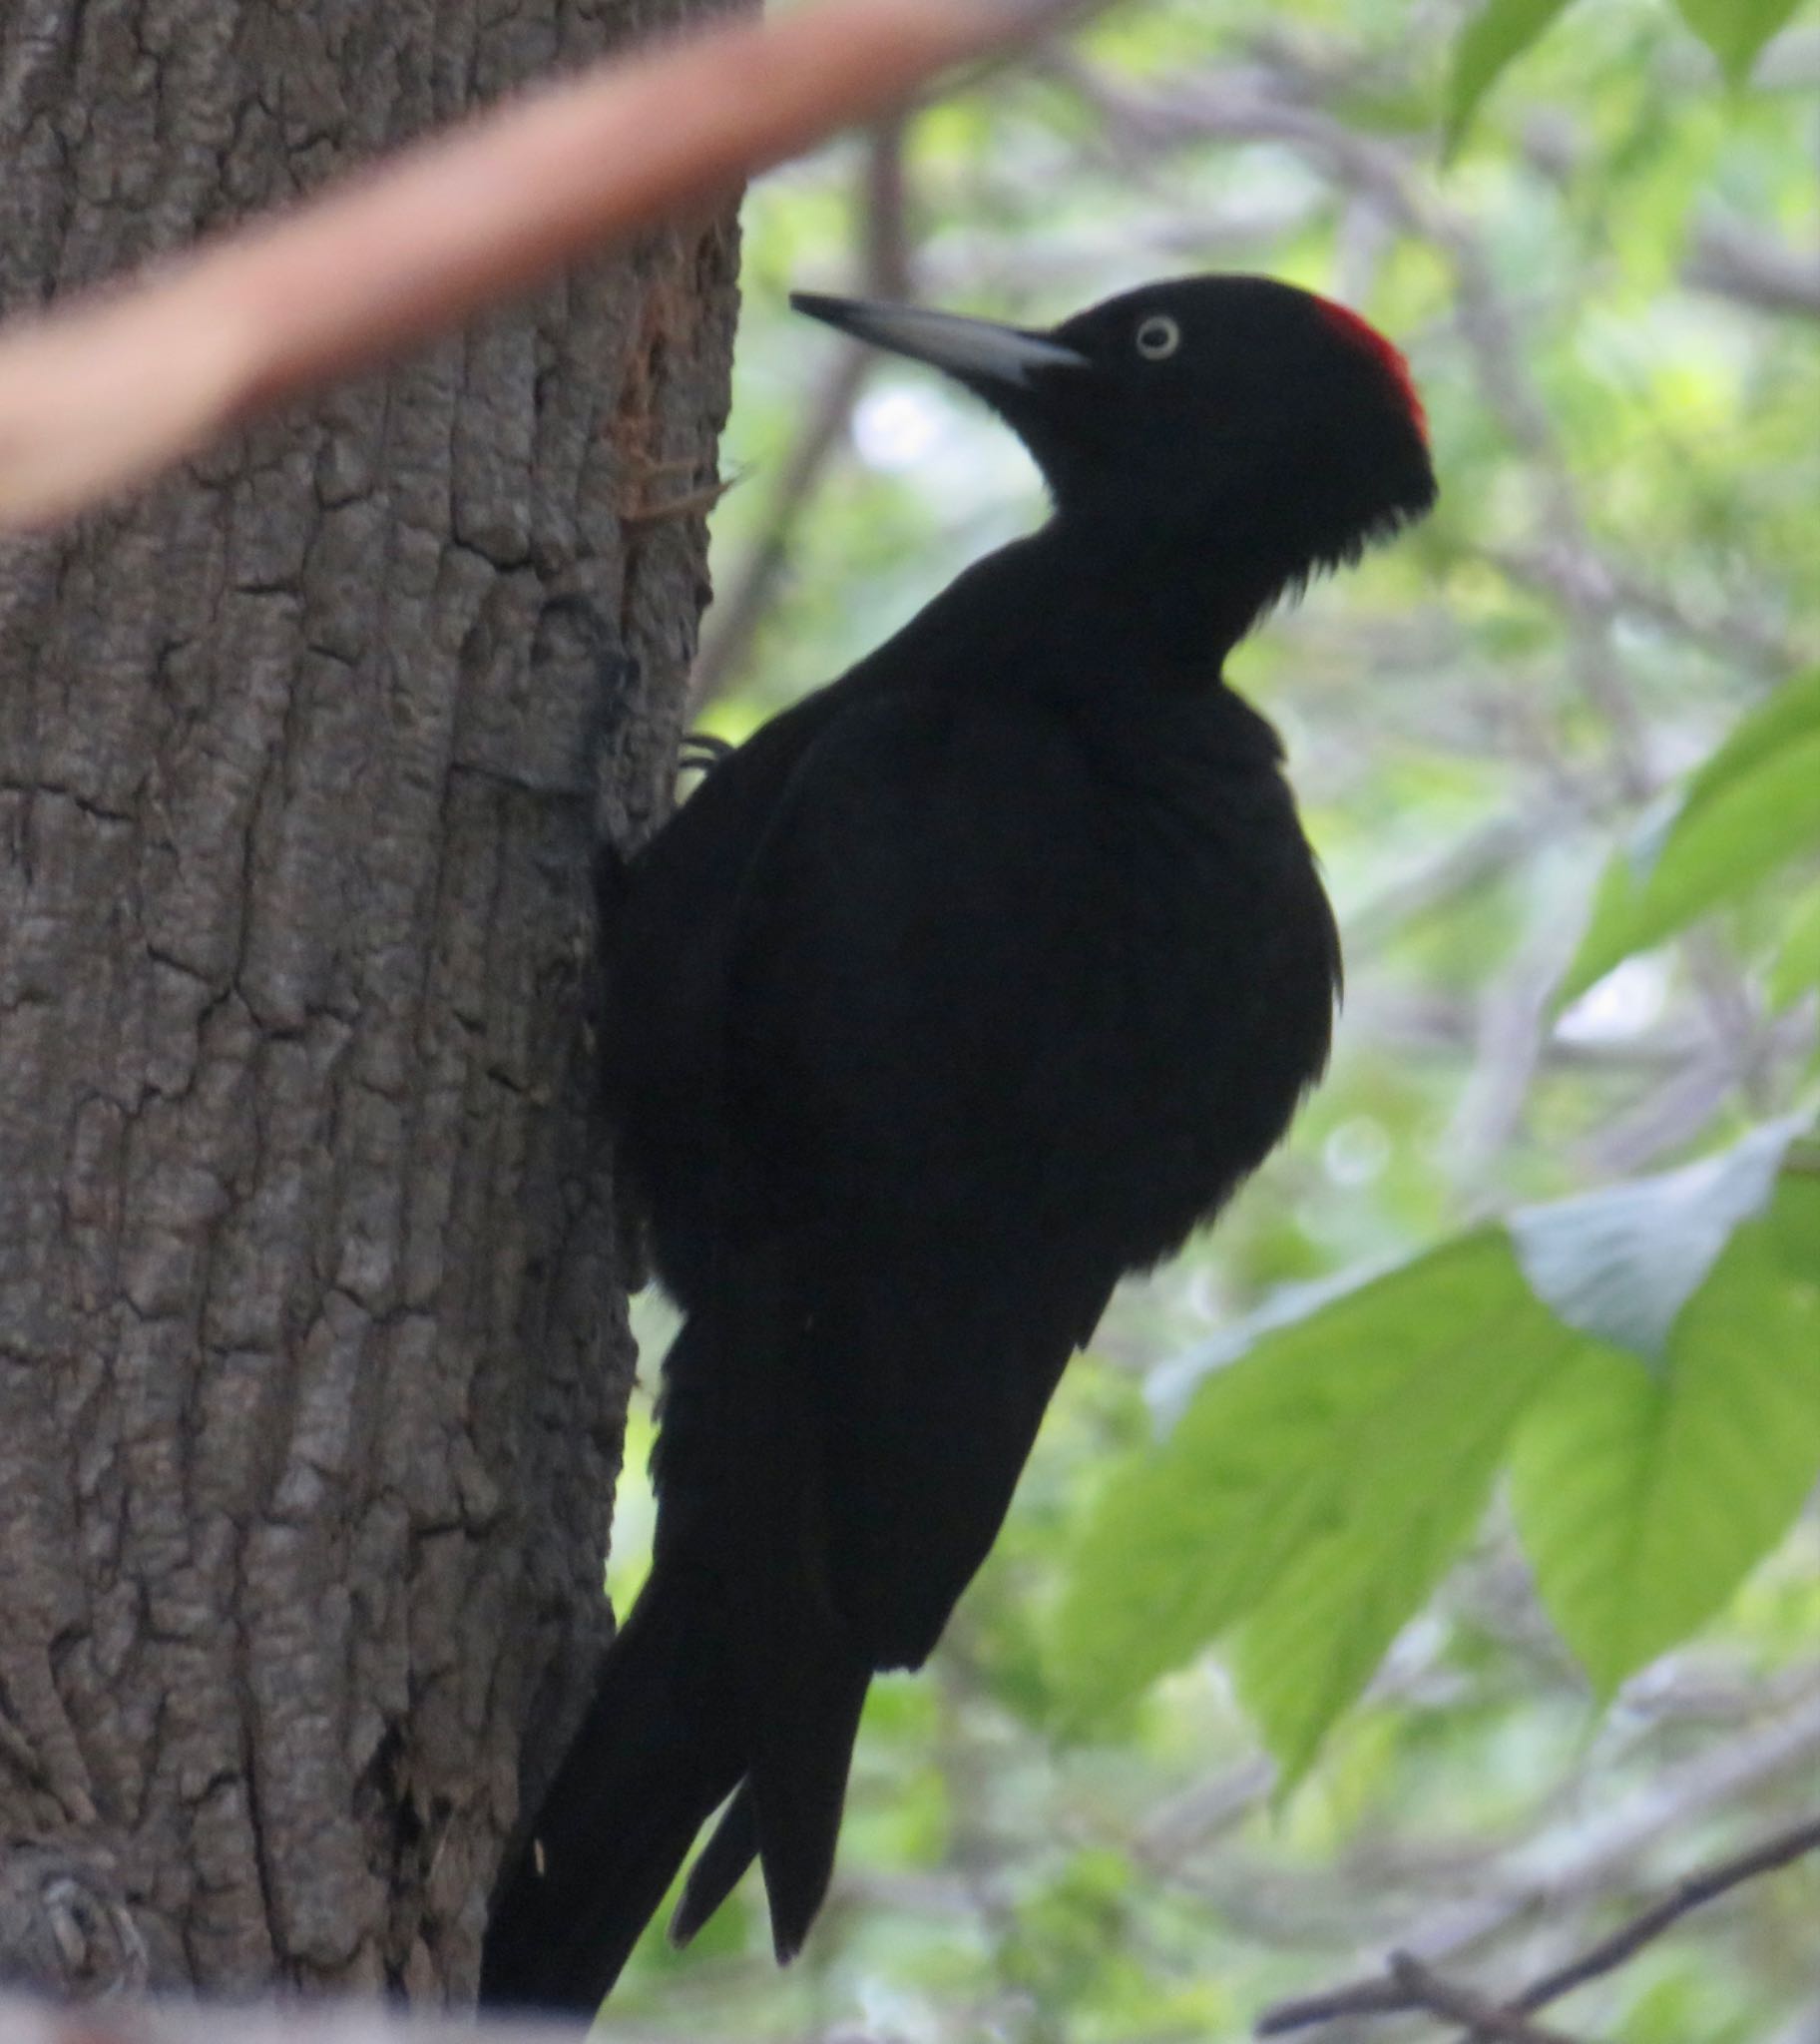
[0, 0, 745, 2004]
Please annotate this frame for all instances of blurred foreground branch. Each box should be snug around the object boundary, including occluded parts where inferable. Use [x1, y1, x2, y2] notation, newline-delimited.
[0, 0, 1105, 530]
[1255, 1810, 1820, 2039]
[0, 2002, 560, 2044]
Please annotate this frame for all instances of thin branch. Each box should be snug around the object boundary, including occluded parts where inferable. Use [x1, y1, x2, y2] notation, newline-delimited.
[687, 117, 914, 712]
[1255, 1810, 1820, 2038]
[0, 0, 1107, 530]
[1501, 1812, 1820, 2024]
[1256, 1972, 1420, 2033]
[1684, 215, 1820, 322]
[685, 351, 869, 711]
[1485, 542, 1800, 682]
[1389, 1955, 1586, 2044]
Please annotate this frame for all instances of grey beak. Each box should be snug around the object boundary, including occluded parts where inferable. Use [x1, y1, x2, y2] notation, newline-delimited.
[790, 292, 1089, 389]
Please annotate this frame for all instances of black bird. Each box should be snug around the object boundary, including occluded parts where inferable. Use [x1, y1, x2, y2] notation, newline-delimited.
[481, 274, 1436, 2012]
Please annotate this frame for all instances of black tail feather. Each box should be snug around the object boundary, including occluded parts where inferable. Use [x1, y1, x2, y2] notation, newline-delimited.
[752, 1650, 872, 1960]
[479, 1567, 741, 2014]
[482, 1589, 873, 2003]
[670, 1780, 758, 1948]
[666, 1647, 872, 1963]
[483, 1261, 878, 2008]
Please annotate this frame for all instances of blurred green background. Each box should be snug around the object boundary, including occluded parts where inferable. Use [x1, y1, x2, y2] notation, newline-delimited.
[605, 1, 1820, 2036]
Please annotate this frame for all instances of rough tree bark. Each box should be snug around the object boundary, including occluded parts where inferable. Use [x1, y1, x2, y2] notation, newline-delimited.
[0, 0, 744, 2003]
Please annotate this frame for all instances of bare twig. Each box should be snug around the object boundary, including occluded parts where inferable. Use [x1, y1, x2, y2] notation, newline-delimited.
[1257, 1972, 1422, 2033]
[0, 0, 1106, 529]
[1684, 215, 1820, 321]
[1390, 1955, 1586, 2044]
[687, 117, 914, 711]
[1486, 542, 1800, 681]
[1255, 1810, 1820, 2038]
[1500, 1812, 1820, 2023]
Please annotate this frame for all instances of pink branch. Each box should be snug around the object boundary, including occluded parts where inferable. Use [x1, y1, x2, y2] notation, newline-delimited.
[0, 0, 1093, 530]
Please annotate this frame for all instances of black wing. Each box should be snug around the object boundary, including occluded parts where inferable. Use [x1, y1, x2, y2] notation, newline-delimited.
[709, 684, 1132, 1665]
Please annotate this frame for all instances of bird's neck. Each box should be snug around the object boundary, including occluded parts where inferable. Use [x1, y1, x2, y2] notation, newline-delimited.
[898, 516, 1303, 692]
[1051, 510, 1306, 666]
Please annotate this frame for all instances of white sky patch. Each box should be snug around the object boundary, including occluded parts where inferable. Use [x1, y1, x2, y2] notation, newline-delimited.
[1323, 1116, 1391, 1188]
[852, 383, 945, 472]
[1555, 954, 1670, 1045]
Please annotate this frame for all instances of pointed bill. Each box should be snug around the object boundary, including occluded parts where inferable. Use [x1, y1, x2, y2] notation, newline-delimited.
[790, 292, 1088, 388]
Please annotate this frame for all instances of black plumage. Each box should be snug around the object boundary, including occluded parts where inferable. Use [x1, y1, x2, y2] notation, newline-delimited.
[480, 273, 1436, 2012]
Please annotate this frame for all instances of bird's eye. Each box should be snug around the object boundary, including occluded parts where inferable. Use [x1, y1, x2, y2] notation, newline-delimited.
[1135, 314, 1181, 360]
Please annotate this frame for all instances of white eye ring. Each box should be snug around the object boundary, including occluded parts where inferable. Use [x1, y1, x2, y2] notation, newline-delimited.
[1135, 313, 1181, 360]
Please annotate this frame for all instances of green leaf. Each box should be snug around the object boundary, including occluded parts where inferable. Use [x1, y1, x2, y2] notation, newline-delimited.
[1049, 1234, 1568, 1748]
[1683, 670, 1820, 816]
[1562, 671, 1820, 1000]
[1768, 884, 1820, 1010]
[1512, 1172, 1820, 1698]
[1510, 1119, 1802, 1363]
[1672, 0, 1807, 86]
[1229, 1309, 1574, 1788]
[1443, 0, 1580, 158]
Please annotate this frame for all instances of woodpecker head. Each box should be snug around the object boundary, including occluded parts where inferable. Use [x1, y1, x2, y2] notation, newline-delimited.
[793, 274, 1436, 599]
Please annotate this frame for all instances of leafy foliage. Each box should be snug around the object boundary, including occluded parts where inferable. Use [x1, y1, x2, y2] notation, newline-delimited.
[1055, 1125, 1818, 1768]
[1514, 1169, 1820, 1695]
[1564, 670, 1820, 1000]
[1445, 0, 1810, 150]
[1445, 0, 1579, 156]
[1053, 1235, 1573, 1753]
[611, 0, 1820, 2033]
[1671, 0, 1809, 83]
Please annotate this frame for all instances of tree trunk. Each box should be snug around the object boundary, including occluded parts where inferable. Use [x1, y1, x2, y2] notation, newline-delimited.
[0, 0, 742, 2003]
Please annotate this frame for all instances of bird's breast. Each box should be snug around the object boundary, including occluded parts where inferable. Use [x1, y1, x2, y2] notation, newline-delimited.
[1034, 698, 1339, 1265]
